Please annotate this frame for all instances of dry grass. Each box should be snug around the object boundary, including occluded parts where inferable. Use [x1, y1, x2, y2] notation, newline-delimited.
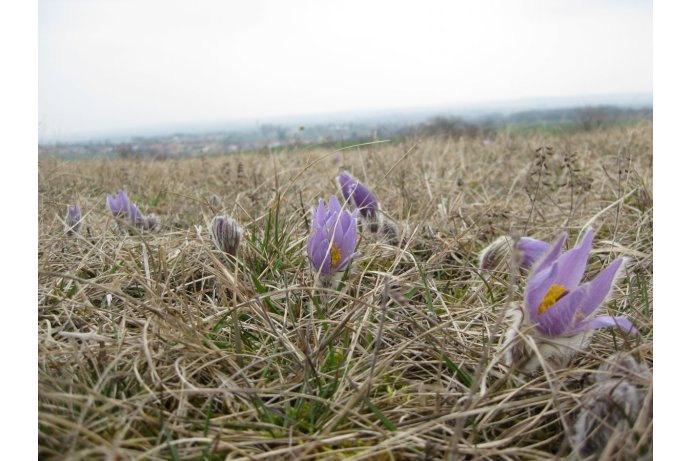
[38, 122, 652, 460]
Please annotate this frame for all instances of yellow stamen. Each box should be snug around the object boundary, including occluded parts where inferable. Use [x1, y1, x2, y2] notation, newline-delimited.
[330, 245, 342, 267]
[537, 284, 568, 315]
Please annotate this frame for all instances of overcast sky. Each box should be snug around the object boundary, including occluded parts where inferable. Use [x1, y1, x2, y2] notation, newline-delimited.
[38, 0, 652, 141]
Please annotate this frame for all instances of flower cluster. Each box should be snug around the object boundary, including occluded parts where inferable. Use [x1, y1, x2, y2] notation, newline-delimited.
[93, 178, 639, 384]
[106, 190, 159, 231]
[505, 228, 637, 373]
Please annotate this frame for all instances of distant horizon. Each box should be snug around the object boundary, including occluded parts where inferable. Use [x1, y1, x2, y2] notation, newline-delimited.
[38, 91, 653, 145]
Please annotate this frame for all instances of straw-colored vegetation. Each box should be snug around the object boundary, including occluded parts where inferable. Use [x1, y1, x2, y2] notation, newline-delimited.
[38, 121, 652, 460]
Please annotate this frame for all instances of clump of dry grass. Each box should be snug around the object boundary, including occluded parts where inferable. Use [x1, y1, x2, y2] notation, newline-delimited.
[39, 122, 652, 460]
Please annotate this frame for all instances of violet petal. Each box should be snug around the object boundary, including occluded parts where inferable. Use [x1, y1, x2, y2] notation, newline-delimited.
[571, 315, 638, 335]
[549, 228, 594, 291]
[106, 194, 118, 214]
[309, 229, 331, 274]
[338, 215, 358, 259]
[532, 232, 567, 275]
[517, 237, 551, 269]
[578, 258, 625, 318]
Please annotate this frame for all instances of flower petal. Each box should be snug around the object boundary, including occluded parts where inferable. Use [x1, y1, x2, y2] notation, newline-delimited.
[517, 237, 551, 269]
[550, 228, 594, 291]
[325, 197, 342, 230]
[308, 229, 331, 274]
[130, 203, 145, 224]
[117, 190, 129, 210]
[339, 208, 353, 234]
[106, 194, 117, 214]
[571, 315, 638, 335]
[69, 205, 80, 221]
[337, 212, 358, 259]
[532, 232, 567, 275]
[307, 230, 319, 257]
[312, 199, 327, 229]
[328, 195, 341, 214]
[579, 258, 626, 318]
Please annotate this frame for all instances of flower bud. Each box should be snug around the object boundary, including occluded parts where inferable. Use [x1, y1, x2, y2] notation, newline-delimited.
[65, 205, 82, 235]
[571, 353, 650, 459]
[209, 215, 243, 257]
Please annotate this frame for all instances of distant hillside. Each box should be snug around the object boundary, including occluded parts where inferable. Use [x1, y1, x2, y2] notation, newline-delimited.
[38, 97, 652, 159]
[38, 92, 651, 146]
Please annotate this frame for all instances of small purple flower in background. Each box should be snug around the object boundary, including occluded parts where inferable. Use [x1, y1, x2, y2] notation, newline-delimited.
[337, 171, 380, 223]
[307, 195, 359, 278]
[106, 190, 129, 218]
[107, 190, 160, 231]
[65, 204, 82, 235]
[505, 228, 638, 373]
[479, 235, 551, 272]
[209, 215, 243, 257]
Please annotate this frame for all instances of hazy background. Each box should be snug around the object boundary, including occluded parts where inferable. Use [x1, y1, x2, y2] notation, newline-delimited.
[38, 0, 652, 143]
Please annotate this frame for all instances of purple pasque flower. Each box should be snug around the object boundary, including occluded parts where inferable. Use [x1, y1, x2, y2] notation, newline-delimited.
[478, 235, 551, 272]
[524, 228, 637, 337]
[307, 195, 359, 276]
[65, 204, 82, 234]
[106, 190, 129, 218]
[337, 171, 380, 221]
[107, 190, 159, 230]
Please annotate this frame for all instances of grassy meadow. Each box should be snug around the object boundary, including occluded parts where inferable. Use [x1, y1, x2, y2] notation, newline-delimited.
[38, 121, 653, 460]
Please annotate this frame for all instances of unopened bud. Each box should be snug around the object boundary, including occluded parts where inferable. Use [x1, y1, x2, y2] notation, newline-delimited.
[209, 215, 243, 257]
[65, 205, 82, 235]
[571, 352, 649, 459]
[478, 236, 513, 272]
